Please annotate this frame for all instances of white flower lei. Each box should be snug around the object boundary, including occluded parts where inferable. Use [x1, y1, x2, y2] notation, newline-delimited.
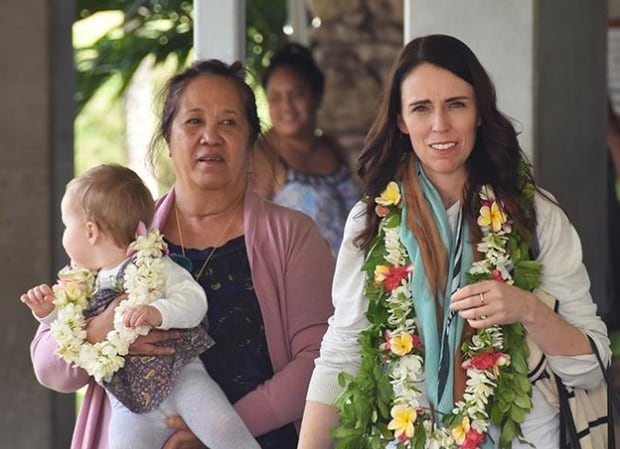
[374, 183, 511, 449]
[50, 230, 167, 383]
[334, 180, 536, 449]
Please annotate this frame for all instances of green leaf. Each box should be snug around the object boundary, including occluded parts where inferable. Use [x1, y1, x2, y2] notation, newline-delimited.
[490, 403, 504, 424]
[414, 428, 427, 449]
[499, 386, 516, 402]
[509, 351, 528, 374]
[514, 373, 531, 392]
[499, 418, 517, 449]
[510, 405, 526, 423]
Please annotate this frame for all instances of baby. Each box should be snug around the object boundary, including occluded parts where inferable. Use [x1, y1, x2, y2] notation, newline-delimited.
[21, 164, 259, 449]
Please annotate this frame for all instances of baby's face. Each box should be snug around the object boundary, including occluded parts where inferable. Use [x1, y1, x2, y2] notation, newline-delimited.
[60, 189, 95, 270]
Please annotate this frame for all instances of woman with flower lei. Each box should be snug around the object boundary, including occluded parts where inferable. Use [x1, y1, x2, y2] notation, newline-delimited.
[21, 164, 260, 449]
[298, 34, 610, 449]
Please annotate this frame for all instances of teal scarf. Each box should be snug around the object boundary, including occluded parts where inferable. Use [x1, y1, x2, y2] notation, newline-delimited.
[400, 165, 473, 416]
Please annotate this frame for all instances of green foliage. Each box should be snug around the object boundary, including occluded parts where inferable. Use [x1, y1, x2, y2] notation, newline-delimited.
[332, 331, 394, 449]
[74, 74, 126, 174]
[75, 0, 288, 113]
[333, 239, 392, 448]
[489, 323, 533, 449]
[247, 0, 288, 76]
[332, 208, 406, 449]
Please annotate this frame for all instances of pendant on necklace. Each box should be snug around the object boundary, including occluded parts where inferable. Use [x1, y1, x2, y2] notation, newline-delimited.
[193, 246, 218, 282]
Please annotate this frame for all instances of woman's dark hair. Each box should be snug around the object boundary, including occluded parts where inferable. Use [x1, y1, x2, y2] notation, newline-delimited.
[357, 34, 536, 248]
[261, 42, 325, 101]
[147, 59, 261, 171]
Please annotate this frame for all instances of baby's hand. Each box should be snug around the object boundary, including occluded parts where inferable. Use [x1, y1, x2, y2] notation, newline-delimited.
[20, 284, 55, 318]
[123, 305, 162, 329]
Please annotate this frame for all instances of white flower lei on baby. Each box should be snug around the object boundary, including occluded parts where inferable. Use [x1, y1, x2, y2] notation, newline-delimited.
[334, 180, 539, 449]
[50, 230, 167, 383]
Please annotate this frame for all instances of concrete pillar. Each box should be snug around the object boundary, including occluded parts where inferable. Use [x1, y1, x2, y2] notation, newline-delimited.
[0, 1, 75, 447]
[287, 0, 310, 45]
[611, 0, 620, 18]
[405, 1, 610, 316]
[194, 0, 246, 62]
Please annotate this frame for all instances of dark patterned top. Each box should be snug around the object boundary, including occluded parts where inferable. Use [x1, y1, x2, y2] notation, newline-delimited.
[84, 258, 211, 413]
[167, 237, 299, 449]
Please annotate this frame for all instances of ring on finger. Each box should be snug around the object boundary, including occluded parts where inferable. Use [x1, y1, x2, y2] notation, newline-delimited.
[478, 314, 488, 320]
[479, 292, 485, 305]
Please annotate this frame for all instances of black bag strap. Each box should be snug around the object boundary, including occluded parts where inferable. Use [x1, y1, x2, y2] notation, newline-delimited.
[556, 335, 618, 449]
[587, 335, 619, 449]
[529, 234, 617, 447]
[556, 371, 581, 449]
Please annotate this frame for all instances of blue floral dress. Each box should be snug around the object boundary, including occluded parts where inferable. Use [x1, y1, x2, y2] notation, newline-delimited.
[272, 161, 360, 256]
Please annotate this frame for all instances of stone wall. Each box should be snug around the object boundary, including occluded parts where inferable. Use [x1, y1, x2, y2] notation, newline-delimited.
[306, 0, 403, 156]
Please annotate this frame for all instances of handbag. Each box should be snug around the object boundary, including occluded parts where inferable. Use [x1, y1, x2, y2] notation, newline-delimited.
[555, 335, 620, 449]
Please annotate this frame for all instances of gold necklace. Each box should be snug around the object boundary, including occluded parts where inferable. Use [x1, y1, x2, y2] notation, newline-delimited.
[174, 203, 238, 281]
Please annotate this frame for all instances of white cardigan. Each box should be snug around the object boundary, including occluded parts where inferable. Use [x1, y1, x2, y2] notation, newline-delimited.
[307, 191, 610, 449]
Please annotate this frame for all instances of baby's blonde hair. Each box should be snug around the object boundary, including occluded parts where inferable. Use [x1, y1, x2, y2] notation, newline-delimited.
[66, 164, 155, 248]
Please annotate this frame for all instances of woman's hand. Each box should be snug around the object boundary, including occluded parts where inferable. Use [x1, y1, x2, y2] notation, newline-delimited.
[451, 280, 592, 356]
[450, 279, 535, 328]
[161, 416, 206, 449]
[129, 329, 179, 356]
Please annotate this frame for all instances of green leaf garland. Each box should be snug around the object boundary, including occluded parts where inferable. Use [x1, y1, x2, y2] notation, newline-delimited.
[333, 169, 541, 449]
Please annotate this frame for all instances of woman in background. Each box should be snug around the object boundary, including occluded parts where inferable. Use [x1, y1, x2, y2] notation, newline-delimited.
[253, 42, 360, 256]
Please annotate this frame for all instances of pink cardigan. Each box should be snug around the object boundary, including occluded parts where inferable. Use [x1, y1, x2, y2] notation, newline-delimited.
[31, 188, 335, 449]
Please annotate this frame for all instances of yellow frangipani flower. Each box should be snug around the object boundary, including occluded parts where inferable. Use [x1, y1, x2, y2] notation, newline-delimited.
[387, 404, 417, 439]
[451, 416, 470, 445]
[389, 332, 414, 356]
[477, 201, 507, 232]
[374, 265, 390, 283]
[375, 181, 401, 206]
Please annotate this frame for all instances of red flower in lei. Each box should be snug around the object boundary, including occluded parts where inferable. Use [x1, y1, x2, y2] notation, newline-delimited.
[491, 269, 504, 282]
[383, 265, 413, 291]
[462, 429, 485, 449]
[466, 351, 502, 370]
